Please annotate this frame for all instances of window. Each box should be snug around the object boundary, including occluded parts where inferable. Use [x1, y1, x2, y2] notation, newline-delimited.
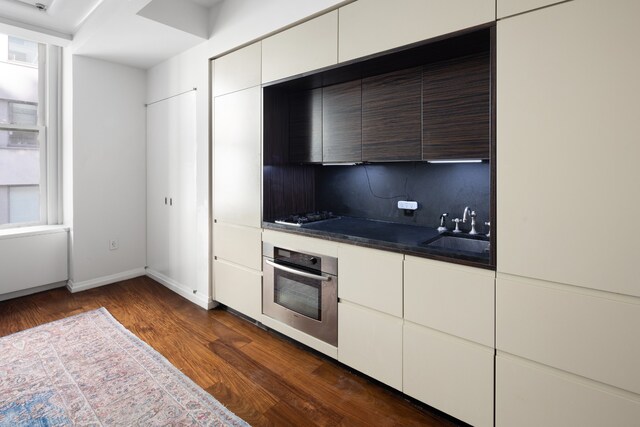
[0, 32, 59, 228]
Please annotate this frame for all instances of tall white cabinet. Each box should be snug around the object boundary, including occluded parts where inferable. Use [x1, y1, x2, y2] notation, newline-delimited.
[496, 0, 640, 424]
[146, 91, 198, 297]
[212, 43, 263, 318]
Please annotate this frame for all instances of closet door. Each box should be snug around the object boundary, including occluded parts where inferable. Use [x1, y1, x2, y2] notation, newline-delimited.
[146, 91, 197, 288]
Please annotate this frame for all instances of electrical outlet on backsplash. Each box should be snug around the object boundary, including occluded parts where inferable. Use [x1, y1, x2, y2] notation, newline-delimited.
[315, 162, 491, 230]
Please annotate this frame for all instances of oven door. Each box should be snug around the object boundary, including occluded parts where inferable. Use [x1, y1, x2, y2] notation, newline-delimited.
[263, 258, 338, 346]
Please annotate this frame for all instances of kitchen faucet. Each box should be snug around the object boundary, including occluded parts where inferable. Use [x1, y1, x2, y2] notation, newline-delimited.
[463, 206, 478, 235]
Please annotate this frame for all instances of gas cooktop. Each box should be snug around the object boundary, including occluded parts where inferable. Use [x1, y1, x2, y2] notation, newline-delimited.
[274, 211, 339, 227]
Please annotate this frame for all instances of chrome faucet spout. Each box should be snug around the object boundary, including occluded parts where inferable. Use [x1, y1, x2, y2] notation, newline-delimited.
[463, 206, 479, 235]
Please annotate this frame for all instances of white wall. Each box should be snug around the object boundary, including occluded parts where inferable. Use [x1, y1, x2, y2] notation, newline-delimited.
[69, 55, 146, 289]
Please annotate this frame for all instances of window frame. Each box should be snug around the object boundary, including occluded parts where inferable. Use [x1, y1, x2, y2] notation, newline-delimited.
[0, 37, 60, 230]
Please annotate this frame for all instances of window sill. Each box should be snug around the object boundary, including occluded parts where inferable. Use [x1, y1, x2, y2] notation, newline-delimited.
[0, 224, 69, 241]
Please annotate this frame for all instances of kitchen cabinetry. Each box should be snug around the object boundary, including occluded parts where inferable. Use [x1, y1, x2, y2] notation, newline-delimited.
[338, 0, 495, 63]
[147, 90, 197, 291]
[404, 256, 495, 347]
[497, 0, 640, 297]
[497, 275, 640, 396]
[338, 244, 403, 316]
[497, 0, 566, 19]
[213, 86, 261, 228]
[213, 259, 262, 320]
[337, 244, 404, 389]
[423, 52, 490, 160]
[496, 354, 640, 427]
[403, 255, 495, 426]
[338, 301, 403, 390]
[212, 44, 263, 318]
[289, 88, 322, 163]
[362, 67, 422, 161]
[262, 11, 338, 84]
[496, 1, 640, 424]
[213, 42, 261, 97]
[404, 322, 494, 427]
[322, 80, 362, 163]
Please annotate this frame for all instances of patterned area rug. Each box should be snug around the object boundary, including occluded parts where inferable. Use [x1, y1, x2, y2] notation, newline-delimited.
[0, 308, 248, 426]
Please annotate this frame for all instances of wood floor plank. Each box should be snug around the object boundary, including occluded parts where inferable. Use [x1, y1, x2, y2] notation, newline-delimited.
[0, 277, 460, 426]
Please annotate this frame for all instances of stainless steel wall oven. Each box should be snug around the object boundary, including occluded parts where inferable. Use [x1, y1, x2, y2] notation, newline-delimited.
[262, 242, 338, 346]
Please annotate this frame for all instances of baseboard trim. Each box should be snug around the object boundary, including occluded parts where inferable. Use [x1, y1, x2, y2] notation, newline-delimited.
[145, 268, 214, 310]
[67, 268, 146, 293]
[0, 281, 66, 302]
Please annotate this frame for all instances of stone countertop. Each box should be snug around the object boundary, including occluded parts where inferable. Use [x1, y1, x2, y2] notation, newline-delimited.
[263, 216, 493, 270]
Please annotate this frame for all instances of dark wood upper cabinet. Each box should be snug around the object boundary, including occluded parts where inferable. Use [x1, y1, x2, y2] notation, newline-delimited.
[289, 89, 323, 163]
[422, 52, 490, 160]
[322, 80, 362, 163]
[362, 67, 422, 161]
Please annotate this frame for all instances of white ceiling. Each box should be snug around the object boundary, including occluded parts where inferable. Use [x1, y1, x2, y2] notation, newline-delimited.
[0, 0, 224, 69]
[0, 0, 102, 37]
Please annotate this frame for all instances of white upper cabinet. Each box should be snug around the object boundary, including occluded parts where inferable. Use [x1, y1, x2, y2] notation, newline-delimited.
[213, 42, 261, 97]
[497, 0, 640, 297]
[497, 0, 566, 19]
[213, 86, 261, 228]
[262, 11, 338, 84]
[338, 0, 495, 63]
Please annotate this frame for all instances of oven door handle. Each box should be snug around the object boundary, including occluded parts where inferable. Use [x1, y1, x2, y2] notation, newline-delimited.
[265, 259, 331, 282]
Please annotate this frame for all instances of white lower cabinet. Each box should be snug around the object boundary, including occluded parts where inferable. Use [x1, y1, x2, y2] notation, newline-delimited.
[213, 259, 262, 321]
[338, 301, 403, 390]
[404, 322, 494, 427]
[496, 354, 640, 427]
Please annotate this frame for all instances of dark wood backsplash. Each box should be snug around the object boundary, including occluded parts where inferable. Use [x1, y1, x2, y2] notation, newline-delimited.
[263, 87, 316, 220]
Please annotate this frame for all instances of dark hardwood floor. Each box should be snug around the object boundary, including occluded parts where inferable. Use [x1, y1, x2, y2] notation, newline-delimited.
[0, 276, 459, 426]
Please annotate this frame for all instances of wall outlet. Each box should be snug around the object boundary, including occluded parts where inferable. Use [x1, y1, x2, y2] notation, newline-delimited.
[397, 200, 418, 210]
[109, 239, 119, 251]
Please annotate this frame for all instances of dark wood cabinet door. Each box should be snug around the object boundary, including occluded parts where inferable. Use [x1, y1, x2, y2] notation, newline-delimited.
[422, 52, 490, 160]
[362, 67, 422, 161]
[322, 80, 362, 163]
[289, 89, 323, 163]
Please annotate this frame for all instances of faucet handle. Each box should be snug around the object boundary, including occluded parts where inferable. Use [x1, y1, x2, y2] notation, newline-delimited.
[484, 221, 491, 238]
[451, 218, 462, 233]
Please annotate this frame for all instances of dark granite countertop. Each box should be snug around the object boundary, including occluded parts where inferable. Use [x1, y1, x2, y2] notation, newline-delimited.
[263, 216, 494, 270]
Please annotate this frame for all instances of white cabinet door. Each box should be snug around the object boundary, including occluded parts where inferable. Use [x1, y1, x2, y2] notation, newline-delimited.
[496, 354, 640, 427]
[214, 259, 262, 320]
[262, 11, 338, 83]
[213, 222, 262, 271]
[404, 322, 494, 427]
[213, 42, 261, 97]
[404, 256, 495, 347]
[213, 86, 261, 228]
[338, 301, 403, 390]
[338, 244, 403, 317]
[497, 274, 640, 395]
[497, 0, 565, 18]
[147, 91, 197, 288]
[339, 0, 495, 62]
[497, 0, 640, 297]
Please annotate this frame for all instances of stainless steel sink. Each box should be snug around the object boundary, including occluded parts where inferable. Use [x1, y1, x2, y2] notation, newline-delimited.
[423, 233, 490, 254]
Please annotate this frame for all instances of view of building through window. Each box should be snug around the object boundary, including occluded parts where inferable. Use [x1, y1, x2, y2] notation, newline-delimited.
[0, 33, 42, 226]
